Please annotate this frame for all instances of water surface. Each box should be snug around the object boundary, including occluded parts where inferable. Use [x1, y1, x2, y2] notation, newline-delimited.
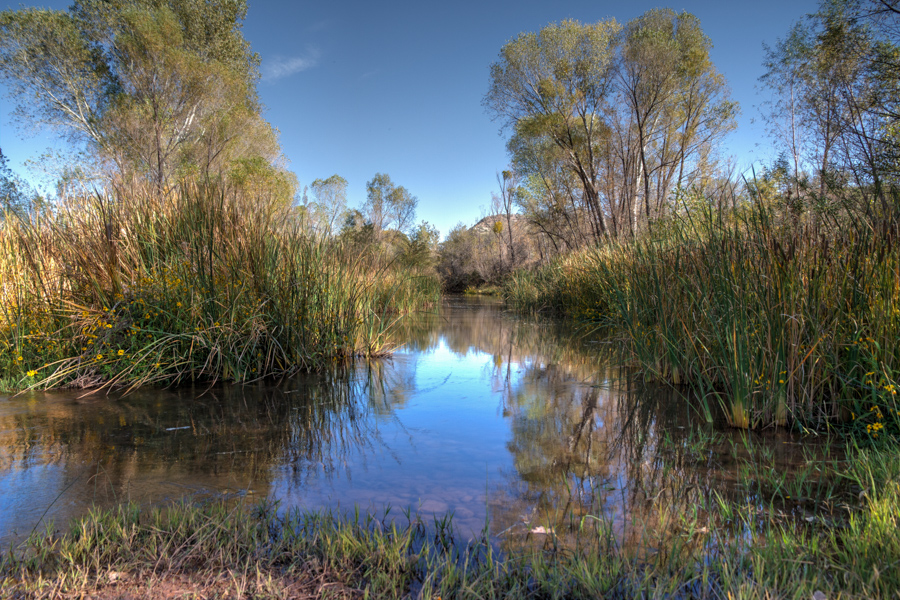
[0, 296, 830, 549]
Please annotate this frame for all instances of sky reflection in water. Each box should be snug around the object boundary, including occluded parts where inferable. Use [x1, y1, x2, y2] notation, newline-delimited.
[0, 296, 819, 550]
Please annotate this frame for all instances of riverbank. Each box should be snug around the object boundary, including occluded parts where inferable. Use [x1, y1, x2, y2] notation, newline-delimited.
[505, 192, 900, 439]
[0, 181, 440, 393]
[2, 441, 897, 599]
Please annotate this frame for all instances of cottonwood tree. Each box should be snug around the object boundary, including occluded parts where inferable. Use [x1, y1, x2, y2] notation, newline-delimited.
[618, 9, 737, 228]
[363, 173, 418, 238]
[490, 169, 526, 270]
[485, 11, 735, 244]
[761, 0, 900, 209]
[0, 0, 287, 198]
[308, 174, 348, 235]
[485, 19, 620, 241]
[509, 134, 594, 250]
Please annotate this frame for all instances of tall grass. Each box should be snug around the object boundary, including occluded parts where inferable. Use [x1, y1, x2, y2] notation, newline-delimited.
[0, 180, 439, 391]
[506, 189, 900, 435]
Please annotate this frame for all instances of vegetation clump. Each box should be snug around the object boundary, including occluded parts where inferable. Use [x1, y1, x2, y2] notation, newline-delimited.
[505, 188, 900, 435]
[0, 0, 440, 392]
[0, 181, 439, 392]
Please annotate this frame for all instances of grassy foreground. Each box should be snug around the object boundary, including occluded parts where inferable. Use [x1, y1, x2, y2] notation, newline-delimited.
[505, 191, 900, 435]
[1, 443, 897, 599]
[0, 181, 439, 392]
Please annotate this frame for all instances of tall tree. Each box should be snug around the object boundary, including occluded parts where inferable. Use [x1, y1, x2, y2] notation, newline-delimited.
[491, 170, 522, 269]
[761, 0, 900, 204]
[0, 0, 285, 196]
[486, 12, 735, 243]
[617, 9, 737, 227]
[363, 173, 418, 237]
[308, 174, 348, 235]
[485, 19, 621, 241]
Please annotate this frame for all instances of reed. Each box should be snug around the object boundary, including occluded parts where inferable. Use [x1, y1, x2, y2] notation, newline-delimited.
[506, 188, 900, 434]
[0, 180, 439, 391]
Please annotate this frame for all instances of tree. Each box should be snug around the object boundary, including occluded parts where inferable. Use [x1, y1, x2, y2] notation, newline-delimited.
[485, 12, 735, 244]
[0, 0, 286, 196]
[485, 19, 620, 241]
[0, 149, 39, 215]
[437, 223, 482, 291]
[402, 220, 440, 269]
[490, 169, 524, 269]
[508, 133, 594, 250]
[618, 9, 737, 227]
[308, 174, 348, 235]
[362, 173, 418, 237]
[760, 0, 900, 207]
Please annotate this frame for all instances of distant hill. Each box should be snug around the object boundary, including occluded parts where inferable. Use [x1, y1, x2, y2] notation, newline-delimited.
[469, 213, 528, 235]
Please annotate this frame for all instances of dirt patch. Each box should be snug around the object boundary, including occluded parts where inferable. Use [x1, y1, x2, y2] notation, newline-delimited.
[3, 566, 366, 599]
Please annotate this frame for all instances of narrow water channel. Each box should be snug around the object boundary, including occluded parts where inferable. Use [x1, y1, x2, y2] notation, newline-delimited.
[0, 296, 826, 550]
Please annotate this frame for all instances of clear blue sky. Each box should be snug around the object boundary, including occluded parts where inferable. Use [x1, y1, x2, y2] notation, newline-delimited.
[1, 0, 819, 237]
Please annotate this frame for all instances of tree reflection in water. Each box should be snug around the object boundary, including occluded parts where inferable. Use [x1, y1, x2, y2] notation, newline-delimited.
[1, 296, 829, 554]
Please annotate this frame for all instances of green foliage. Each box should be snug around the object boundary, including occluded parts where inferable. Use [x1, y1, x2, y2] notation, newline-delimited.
[0, 181, 439, 391]
[402, 220, 439, 269]
[760, 0, 900, 195]
[307, 174, 349, 235]
[486, 10, 736, 245]
[0, 0, 285, 195]
[436, 223, 485, 292]
[506, 184, 900, 434]
[363, 172, 418, 236]
[0, 150, 39, 217]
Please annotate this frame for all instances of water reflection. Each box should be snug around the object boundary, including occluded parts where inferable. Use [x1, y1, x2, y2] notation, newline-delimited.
[0, 296, 826, 551]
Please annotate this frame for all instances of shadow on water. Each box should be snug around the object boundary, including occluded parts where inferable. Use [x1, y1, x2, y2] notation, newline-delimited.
[0, 296, 844, 554]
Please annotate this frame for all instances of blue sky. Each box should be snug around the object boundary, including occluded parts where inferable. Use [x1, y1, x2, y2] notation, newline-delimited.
[1, 0, 819, 237]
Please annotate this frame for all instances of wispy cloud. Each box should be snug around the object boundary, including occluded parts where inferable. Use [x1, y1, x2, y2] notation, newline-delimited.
[262, 48, 320, 82]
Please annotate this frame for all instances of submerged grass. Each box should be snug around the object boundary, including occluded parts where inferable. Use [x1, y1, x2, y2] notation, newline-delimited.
[506, 189, 900, 435]
[0, 181, 439, 392]
[1, 443, 897, 599]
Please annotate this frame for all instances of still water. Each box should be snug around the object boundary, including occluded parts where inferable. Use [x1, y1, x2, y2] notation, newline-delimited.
[0, 296, 824, 549]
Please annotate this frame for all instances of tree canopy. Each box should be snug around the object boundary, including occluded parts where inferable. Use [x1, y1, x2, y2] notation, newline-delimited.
[308, 174, 349, 235]
[485, 10, 736, 242]
[0, 0, 289, 198]
[363, 173, 418, 236]
[760, 0, 900, 203]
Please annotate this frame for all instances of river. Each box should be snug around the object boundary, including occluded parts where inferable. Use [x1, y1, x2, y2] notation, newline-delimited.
[0, 296, 825, 551]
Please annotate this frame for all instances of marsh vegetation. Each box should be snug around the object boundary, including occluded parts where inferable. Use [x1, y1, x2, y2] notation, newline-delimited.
[1, 0, 899, 597]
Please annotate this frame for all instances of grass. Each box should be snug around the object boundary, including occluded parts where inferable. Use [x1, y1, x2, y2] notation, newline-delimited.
[1, 442, 897, 599]
[0, 180, 440, 392]
[463, 285, 503, 296]
[505, 187, 900, 435]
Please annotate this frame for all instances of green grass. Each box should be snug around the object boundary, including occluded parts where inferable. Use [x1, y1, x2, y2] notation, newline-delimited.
[2, 443, 897, 599]
[0, 180, 440, 392]
[505, 188, 900, 435]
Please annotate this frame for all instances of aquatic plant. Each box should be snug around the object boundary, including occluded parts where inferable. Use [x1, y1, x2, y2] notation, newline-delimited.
[505, 187, 900, 434]
[0, 180, 439, 391]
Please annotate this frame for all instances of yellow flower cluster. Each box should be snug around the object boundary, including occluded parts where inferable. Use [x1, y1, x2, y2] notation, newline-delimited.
[867, 422, 884, 437]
